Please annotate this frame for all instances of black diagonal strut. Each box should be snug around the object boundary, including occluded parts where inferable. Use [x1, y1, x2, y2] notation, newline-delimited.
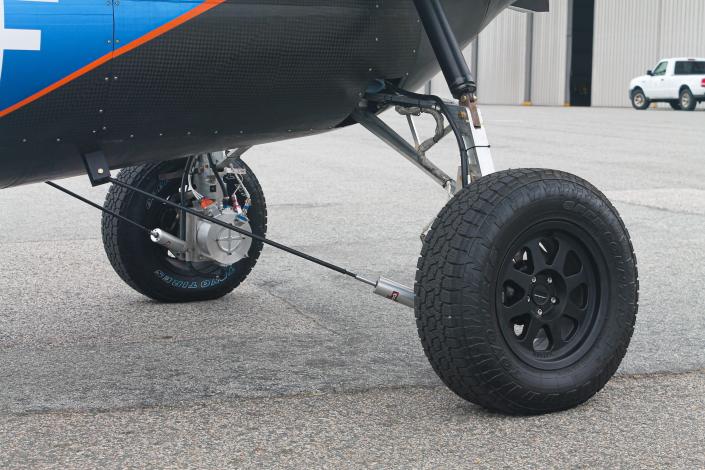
[413, 0, 476, 99]
[46, 179, 367, 282]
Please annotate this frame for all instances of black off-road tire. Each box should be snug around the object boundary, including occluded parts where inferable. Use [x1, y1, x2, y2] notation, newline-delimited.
[415, 169, 638, 415]
[630, 88, 650, 110]
[102, 158, 266, 302]
[679, 88, 697, 111]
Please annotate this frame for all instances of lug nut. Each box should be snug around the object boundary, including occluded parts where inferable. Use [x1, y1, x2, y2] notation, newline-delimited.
[531, 276, 537, 283]
[537, 309, 544, 316]
[551, 297, 557, 304]
[547, 277, 553, 284]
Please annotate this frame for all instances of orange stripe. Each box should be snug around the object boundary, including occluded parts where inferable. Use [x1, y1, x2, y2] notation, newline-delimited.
[0, 0, 226, 119]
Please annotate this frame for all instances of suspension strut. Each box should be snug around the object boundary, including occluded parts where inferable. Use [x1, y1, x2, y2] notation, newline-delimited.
[412, 0, 477, 99]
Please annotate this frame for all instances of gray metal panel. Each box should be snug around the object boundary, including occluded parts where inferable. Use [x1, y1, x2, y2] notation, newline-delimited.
[592, 0, 661, 107]
[531, 0, 569, 106]
[476, 9, 528, 104]
[659, 0, 705, 58]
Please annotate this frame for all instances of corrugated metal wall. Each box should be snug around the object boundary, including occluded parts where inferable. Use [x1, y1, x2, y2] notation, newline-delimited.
[659, 0, 705, 58]
[591, 0, 661, 107]
[592, 0, 705, 107]
[426, 8, 527, 103]
[531, 0, 569, 106]
[427, 1, 705, 107]
[476, 9, 528, 104]
[426, 6, 568, 106]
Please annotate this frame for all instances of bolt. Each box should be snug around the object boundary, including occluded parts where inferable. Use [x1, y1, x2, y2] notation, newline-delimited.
[537, 309, 544, 316]
[531, 276, 537, 283]
[551, 297, 557, 304]
[97, 168, 104, 175]
[547, 277, 553, 284]
[527, 296, 532, 303]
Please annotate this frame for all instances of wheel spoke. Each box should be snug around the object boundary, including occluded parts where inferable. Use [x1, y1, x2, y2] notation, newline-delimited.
[547, 321, 568, 350]
[525, 238, 549, 273]
[565, 268, 589, 293]
[505, 267, 533, 291]
[550, 242, 571, 273]
[501, 300, 529, 321]
[520, 318, 544, 347]
[563, 304, 587, 323]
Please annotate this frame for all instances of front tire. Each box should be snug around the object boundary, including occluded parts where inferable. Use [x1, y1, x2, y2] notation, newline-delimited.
[415, 169, 638, 415]
[630, 88, 650, 110]
[679, 88, 697, 111]
[102, 158, 267, 302]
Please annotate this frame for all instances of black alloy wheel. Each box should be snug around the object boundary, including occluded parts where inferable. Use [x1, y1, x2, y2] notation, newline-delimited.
[497, 221, 607, 371]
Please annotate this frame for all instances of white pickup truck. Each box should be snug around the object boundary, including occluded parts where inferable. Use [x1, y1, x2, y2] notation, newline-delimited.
[629, 58, 705, 111]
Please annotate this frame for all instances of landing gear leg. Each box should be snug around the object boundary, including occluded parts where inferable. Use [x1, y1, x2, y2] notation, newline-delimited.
[352, 0, 639, 414]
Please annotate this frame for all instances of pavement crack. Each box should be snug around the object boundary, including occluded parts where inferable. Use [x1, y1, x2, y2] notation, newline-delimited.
[252, 283, 343, 337]
[611, 199, 705, 218]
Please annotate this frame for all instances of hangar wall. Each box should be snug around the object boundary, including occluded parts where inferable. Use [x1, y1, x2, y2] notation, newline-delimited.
[591, 0, 661, 107]
[592, 0, 705, 107]
[476, 9, 528, 105]
[427, 0, 705, 108]
[530, 0, 570, 106]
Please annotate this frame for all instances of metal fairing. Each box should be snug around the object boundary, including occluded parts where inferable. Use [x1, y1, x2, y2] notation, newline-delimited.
[0, 0, 513, 189]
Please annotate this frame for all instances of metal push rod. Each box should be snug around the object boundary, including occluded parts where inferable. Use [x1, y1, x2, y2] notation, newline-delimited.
[106, 176, 359, 279]
[46, 178, 416, 307]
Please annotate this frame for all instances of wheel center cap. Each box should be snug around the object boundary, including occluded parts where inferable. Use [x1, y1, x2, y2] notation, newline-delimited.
[532, 285, 550, 306]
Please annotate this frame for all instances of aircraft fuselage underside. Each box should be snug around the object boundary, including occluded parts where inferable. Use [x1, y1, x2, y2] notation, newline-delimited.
[0, 0, 511, 188]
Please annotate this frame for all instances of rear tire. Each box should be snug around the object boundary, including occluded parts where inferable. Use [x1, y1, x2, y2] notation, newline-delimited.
[680, 88, 697, 111]
[630, 88, 650, 110]
[102, 158, 267, 302]
[415, 169, 638, 415]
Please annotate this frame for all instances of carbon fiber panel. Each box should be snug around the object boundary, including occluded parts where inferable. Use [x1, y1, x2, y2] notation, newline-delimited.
[0, 0, 512, 188]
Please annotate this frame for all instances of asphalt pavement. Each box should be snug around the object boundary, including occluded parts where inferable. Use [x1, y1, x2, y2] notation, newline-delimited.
[1, 105, 705, 468]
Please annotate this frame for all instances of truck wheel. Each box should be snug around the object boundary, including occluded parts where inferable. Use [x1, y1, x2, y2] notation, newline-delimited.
[415, 169, 638, 415]
[679, 88, 697, 111]
[669, 100, 681, 111]
[630, 88, 650, 110]
[102, 158, 267, 302]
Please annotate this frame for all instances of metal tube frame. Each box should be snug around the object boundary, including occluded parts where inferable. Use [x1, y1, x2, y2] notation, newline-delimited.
[353, 89, 495, 195]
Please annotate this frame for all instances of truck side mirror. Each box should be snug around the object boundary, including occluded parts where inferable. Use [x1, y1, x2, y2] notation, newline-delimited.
[646, 70, 653, 76]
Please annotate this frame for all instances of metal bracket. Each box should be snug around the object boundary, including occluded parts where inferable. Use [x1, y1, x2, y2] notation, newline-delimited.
[354, 87, 495, 193]
[352, 106, 457, 194]
[81, 150, 111, 186]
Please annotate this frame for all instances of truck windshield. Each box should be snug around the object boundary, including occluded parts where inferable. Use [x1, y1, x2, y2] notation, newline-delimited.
[653, 62, 668, 76]
[674, 61, 705, 75]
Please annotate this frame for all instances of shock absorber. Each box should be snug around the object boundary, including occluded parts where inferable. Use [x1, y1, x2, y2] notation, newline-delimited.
[413, 0, 477, 99]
